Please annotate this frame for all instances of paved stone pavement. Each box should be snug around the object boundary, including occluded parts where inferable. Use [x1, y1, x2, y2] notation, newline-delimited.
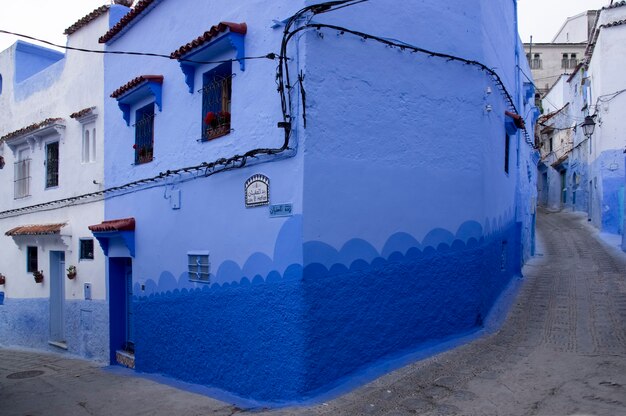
[1, 209, 625, 416]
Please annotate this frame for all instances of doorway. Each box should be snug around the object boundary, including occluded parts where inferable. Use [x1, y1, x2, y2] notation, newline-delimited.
[109, 257, 134, 364]
[560, 171, 567, 207]
[49, 251, 65, 345]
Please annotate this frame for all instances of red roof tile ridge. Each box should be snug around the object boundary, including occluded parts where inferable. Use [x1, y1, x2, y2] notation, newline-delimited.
[88, 218, 136, 232]
[64, 5, 111, 35]
[70, 106, 97, 119]
[5, 223, 67, 236]
[170, 22, 247, 59]
[1, 118, 65, 143]
[110, 75, 163, 98]
[99, 0, 159, 44]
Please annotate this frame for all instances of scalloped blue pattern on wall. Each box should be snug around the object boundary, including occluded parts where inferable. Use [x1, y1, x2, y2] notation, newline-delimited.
[134, 211, 514, 297]
[132, 211, 520, 402]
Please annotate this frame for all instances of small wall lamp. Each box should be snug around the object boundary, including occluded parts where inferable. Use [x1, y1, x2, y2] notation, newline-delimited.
[581, 115, 596, 139]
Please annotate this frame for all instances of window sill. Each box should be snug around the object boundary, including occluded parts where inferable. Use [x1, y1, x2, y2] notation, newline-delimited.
[188, 278, 211, 284]
[133, 157, 154, 166]
[200, 127, 232, 142]
[48, 340, 68, 350]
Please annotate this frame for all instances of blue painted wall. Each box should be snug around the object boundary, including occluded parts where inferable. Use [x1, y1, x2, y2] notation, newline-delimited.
[591, 150, 625, 234]
[0, 298, 108, 362]
[100, 0, 535, 404]
[14, 41, 64, 83]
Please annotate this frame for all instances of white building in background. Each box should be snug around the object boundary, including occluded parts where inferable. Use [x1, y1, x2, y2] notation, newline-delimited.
[523, 10, 598, 99]
[537, 1, 626, 249]
[0, 5, 128, 360]
[585, 1, 626, 240]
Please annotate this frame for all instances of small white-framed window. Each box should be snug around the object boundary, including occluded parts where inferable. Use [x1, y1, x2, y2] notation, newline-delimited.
[79, 238, 95, 260]
[187, 251, 210, 283]
[82, 123, 96, 163]
[14, 147, 31, 199]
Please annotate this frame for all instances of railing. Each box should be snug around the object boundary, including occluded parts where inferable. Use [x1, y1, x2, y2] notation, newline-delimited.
[14, 159, 31, 199]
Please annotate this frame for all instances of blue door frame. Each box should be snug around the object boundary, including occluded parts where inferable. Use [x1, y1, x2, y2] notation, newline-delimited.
[109, 257, 133, 363]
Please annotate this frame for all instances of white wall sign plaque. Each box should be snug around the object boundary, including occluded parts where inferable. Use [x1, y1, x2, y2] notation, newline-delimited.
[245, 174, 270, 208]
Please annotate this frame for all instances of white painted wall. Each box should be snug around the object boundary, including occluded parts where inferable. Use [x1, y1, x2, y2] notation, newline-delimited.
[588, 22, 626, 155]
[552, 12, 593, 43]
[542, 74, 570, 113]
[0, 12, 109, 300]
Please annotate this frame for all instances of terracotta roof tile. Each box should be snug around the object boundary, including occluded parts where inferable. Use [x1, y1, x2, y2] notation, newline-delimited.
[602, 19, 626, 28]
[5, 223, 67, 236]
[64, 5, 110, 35]
[604, 0, 626, 9]
[99, 0, 159, 44]
[88, 218, 135, 232]
[0, 118, 64, 143]
[70, 107, 96, 119]
[110, 75, 163, 98]
[170, 22, 247, 60]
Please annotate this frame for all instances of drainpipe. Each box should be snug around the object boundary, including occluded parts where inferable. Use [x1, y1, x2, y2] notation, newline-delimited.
[513, 0, 525, 263]
[514, 0, 522, 169]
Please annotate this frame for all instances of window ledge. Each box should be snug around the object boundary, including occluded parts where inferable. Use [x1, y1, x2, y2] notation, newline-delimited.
[110, 75, 163, 125]
[171, 22, 246, 93]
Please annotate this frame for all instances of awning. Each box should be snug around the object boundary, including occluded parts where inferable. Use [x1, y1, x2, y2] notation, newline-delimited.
[5, 223, 67, 236]
[88, 218, 135, 257]
[88, 218, 135, 232]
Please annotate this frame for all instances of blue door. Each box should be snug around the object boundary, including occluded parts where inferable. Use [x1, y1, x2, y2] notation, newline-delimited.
[125, 262, 134, 352]
[49, 251, 65, 344]
[109, 257, 134, 363]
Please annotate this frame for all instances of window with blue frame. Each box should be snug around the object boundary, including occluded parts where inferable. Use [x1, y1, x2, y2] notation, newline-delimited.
[27, 246, 38, 272]
[201, 62, 232, 141]
[79, 238, 94, 260]
[134, 103, 155, 164]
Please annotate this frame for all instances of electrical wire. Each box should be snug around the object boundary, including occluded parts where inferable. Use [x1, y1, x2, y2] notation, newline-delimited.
[0, 29, 277, 65]
[1, 0, 538, 217]
[280, 22, 535, 146]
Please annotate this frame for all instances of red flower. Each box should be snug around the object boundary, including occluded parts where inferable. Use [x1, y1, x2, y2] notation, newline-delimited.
[132, 144, 137, 149]
[204, 111, 216, 126]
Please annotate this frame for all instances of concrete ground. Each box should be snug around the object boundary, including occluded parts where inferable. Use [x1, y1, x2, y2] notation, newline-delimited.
[1, 209, 625, 416]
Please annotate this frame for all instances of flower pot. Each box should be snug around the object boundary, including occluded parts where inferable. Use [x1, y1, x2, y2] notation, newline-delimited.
[67, 272, 77, 280]
[33, 271, 44, 283]
[0, 274, 5, 285]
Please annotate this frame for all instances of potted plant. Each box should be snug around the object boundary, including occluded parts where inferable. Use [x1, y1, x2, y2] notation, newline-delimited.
[33, 270, 44, 283]
[204, 111, 231, 140]
[66, 265, 77, 280]
[0, 273, 5, 285]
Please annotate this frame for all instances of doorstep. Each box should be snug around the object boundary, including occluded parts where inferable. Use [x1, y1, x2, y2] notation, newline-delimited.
[116, 350, 135, 369]
[48, 340, 68, 350]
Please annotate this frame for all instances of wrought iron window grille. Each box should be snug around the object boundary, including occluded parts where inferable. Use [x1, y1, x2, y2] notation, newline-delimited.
[200, 72, 234, 142]
[45, 142, 59, 188]
[133, 109, 155, 165]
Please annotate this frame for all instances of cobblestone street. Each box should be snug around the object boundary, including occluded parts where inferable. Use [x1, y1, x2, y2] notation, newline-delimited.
[1, 209, 625, 416]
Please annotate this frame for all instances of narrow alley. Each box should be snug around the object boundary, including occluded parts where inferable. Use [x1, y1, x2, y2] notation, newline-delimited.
[1, 209, 626, 416]
[258, 208, 626, 416]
